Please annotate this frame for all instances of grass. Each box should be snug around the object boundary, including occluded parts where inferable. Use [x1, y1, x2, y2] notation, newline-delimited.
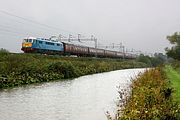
[165, 65, 180, 102]
[107, 67, 180, 120]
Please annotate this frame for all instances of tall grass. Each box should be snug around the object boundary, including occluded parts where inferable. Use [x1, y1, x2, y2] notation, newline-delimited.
[107, 68, 180, 120]
[165, 65, 180, 102]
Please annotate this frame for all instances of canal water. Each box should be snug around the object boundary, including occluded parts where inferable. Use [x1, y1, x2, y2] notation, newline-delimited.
[0, 68, 145, 120]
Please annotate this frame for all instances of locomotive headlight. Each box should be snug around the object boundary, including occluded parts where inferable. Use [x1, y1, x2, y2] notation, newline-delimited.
[22, 43, 32, 47]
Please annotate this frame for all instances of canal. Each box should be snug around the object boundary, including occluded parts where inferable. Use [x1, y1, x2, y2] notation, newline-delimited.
[0, 68, 145, 120]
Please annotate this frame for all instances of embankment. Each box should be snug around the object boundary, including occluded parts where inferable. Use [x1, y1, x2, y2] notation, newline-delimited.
[0, 53, 147, 89]
[165, 65, 180, 102]
[108, 67, 180, 120]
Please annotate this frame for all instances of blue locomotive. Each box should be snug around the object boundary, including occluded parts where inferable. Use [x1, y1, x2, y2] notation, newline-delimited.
[21, 37, 64, 54]
[21, 37, 136, 59]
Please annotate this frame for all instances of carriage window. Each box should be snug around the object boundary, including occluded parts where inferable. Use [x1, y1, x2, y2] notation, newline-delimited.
[39, 41, 43, 44]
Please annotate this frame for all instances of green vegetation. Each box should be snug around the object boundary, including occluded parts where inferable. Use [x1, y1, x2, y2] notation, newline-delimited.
[0, 48, 9, 54]
[107, 68, 180, 120]
[0, 51, 147, 89]
[165, 65, 180, 102]
[136, 53, 167, 67]
[165, 32, 180, 60]
[106, 32, 180, 120]
[165, 31, 180, 102]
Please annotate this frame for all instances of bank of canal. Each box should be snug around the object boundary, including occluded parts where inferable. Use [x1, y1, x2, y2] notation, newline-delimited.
[0, 68, 145, 120]
[0, 53, 147, 89]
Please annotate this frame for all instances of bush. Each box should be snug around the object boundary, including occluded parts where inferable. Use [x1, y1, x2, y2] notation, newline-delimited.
[0, 53, 147, 89]
[0, 48, 9, 54]
[48, 61, 81, 78]
[107, 68, 180, 120]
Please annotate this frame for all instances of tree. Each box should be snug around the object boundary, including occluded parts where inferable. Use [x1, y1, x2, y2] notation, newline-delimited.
[0, 48, 9, 53]
[151, 53, 167, 66]
[137, 53, 167, 67]
[137, 54, 152, 66]
[165, 32, 180, 60]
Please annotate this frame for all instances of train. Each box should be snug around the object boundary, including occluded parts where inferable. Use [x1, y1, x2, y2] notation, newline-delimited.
[21, 37, 137, 59]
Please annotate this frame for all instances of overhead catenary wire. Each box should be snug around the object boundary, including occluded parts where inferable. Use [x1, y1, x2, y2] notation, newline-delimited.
[0, 14, 66, 38]
[0, 27, 27, 35]
[0, 31, 23, 38]
[0, 23, 56, 38]
[0, 30, 27, 40]
[0, 19, 60, 35]
[0, 24, 31, 34]
[0, 10, 142, 55]
[0, 10, 86, 36]
[0, 12, 67, 36]
[0, 26, 40, 38]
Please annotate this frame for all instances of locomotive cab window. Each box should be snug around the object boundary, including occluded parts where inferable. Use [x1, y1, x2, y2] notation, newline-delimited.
[23, 39, 28, 42]
[28, 39, 33, 43]
[23, 39, 33, 43]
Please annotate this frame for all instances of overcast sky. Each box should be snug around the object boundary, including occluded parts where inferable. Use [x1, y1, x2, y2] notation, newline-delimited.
[0, 0, 180, 54]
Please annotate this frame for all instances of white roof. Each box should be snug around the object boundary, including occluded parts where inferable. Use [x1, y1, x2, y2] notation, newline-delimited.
[62, 40, 95, 48]
[24, 37, 37, 39]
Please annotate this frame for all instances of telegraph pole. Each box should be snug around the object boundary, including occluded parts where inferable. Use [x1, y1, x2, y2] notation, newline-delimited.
[78, 34, 81, 42]
[112, 43, 115, 48]
[68, 34, 72, 42]
[58, 34, 62, 41]
[119, 42, 125, 60]
[122, 46, 125, 60]
[94, 38, 97, 57]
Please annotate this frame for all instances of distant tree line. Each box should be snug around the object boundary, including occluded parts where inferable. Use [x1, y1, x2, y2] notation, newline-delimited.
[165, 32, 180, 60]
[137, 32, 180, 66]
[136, 53, 167, 67]
[0, 48, 9, 54]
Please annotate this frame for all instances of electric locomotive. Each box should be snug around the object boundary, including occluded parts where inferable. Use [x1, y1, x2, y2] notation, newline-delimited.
[21, 37, 64, 54]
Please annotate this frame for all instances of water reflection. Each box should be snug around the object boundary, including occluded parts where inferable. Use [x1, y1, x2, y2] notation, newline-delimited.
[0, 68, 145, 120]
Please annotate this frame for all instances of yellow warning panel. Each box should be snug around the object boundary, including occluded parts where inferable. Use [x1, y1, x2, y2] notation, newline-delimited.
[22, 43, 32, 47]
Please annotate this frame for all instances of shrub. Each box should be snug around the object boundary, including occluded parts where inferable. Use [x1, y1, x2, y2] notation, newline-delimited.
[0, 48, 9, 54]
[48, 61, 81, 78]
[107, 68, 180, 120]
[0, 53, 147, 89]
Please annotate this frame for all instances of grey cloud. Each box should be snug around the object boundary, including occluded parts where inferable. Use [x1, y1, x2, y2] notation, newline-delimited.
[0, 0, 180, 54]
